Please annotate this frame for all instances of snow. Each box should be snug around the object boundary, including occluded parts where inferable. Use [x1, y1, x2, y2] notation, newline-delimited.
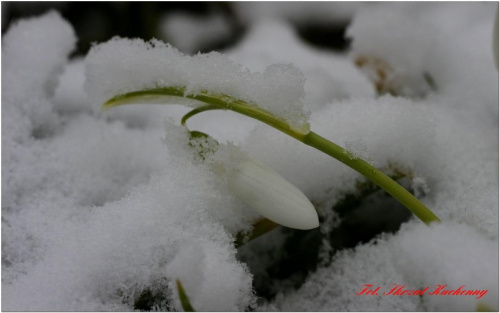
[3, 11, 256, 311]
[53, 58, 90, 114]
[160, 12, 233, 54]
[348, 2, 498, 105]
[233, 2, 361, 25]
[271, 233, 422, 311]
[2, 3, 499, 312]
[2, 10, 76, 142]
[2, 159, 255, 311]
[269, 222, 498, 311]
[226, 19, 375, 110]
[393, 222, 499, 311]
[2, 10, 75, 102]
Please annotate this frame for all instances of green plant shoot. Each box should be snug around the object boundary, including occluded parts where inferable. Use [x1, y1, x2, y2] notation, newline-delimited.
[102, 86, 441, 225]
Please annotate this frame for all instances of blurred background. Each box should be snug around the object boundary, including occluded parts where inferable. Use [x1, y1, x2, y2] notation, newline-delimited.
[1, 2, 361, 57]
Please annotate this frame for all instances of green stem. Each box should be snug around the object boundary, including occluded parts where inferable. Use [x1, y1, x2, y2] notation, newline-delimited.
[302, 132, 440, 224]
[181, 104, 221, 126]
[235, 218, 279, 247]
[176, 279, 196, 312]
[189, 93, 307, 140]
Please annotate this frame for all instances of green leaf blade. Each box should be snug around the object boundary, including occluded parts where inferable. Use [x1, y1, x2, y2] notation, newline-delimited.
[176, 279, 196, 312]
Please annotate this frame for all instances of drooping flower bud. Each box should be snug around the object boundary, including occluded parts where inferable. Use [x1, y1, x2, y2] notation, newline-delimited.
[227, 156, 319, 230]
[179, 127, 319, 230]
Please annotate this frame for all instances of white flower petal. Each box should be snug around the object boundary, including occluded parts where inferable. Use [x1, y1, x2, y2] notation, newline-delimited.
[227, 156, 319, 230]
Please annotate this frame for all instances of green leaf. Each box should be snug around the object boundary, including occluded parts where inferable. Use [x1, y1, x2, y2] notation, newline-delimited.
[181, 105, 222, 126]
[176, 279, 196, 312]
[476, 302, 494, 311]
[235, 218, 279, 248]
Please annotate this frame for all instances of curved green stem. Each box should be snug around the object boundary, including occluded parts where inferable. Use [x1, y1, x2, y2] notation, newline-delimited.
[181, 104, 221, 126]
[302, 132, 440, 224]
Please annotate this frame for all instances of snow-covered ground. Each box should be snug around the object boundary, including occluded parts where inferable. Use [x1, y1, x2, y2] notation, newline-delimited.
[2, 3, 498, 311]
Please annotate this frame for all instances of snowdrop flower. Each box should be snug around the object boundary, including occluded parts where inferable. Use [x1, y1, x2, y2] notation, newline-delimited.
[180, 129, 318, 230]
[227, 156, 319, 230]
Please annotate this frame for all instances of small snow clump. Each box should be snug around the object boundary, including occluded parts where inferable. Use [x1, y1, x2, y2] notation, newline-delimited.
[85, 37, 310, 133]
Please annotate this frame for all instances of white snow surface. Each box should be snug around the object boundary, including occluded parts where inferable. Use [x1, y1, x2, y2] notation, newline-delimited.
[2, 4, 499, 312]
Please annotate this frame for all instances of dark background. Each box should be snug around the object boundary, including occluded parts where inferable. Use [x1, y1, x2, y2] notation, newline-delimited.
[1, 2, 351, 57]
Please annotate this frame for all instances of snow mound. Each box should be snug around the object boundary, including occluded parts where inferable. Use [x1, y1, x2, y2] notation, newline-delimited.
[2, 10, 76, 142]
[2, 10, 75, 102]
[85, 37, 310, 133]
[394, 222, 498, 311]
[2, 158, 256, 311]
[348, 2, 498, 105]
[3, 11, 257, 311]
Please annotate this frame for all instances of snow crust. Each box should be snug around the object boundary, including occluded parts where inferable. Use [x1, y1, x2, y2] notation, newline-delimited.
[2, 3, 498, 312]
